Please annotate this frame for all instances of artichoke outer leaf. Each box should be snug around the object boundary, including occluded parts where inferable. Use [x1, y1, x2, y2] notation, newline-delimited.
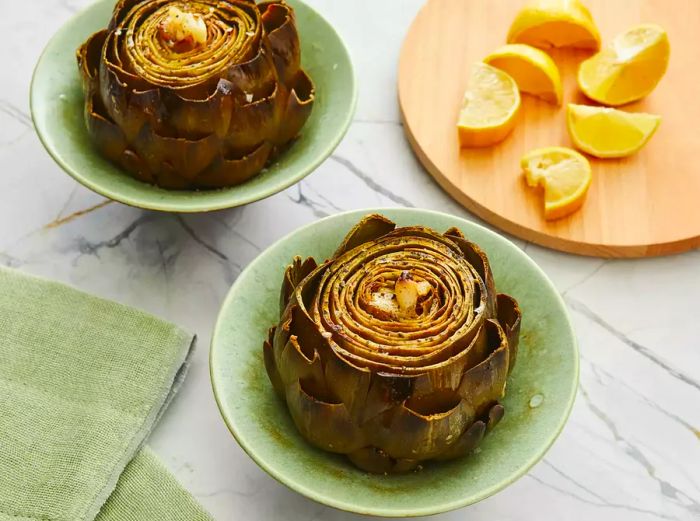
[347, 447, 420, 474]
[274, 70, 316, 145]
[162, 81, 236, 138]
[443, 226, 465, 239]
[433, 420, 486, 461]
[128, 88, 167, 134]
[99, 64, 150, 142]
[370, 399, 472, 460]
[77, 30, 108, 95]
[130, 126, 220, 182]
[108, 0, 142, 30]
[288, 302, 326, 359]
[263, 327, 285, 399]
[322, 348, 373, 422]
[285, 380, 367, 454]
[444, 234, 497, 317]
[85, 93, 128, 163]
[119, 149, 153, 184]
[273, 298, 329, 387]
[332, 214, 397, 258]
[222, 46, 279, 99]
[296, 261, 328, 310]
[408, 320, 490, 398]
[226, 83, 285, 151]
[259, 2, 301, 85]
[457, 320, 510, 417]
[497, 293, 522, 374]
[486, 403, 505, 432]
[278, 336, 325, 391]
[196, 141, 272, 189]
[357, 373, 416, 424]
[280, 256, 318, 315]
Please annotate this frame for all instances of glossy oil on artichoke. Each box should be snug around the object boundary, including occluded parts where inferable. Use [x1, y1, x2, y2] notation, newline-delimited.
[77, 0, 315, 189]
[264, 214, 521, 473]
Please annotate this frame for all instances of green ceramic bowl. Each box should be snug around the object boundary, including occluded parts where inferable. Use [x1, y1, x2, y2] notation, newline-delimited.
[210, 208, 579, 517]
[30, 0, 356, 213]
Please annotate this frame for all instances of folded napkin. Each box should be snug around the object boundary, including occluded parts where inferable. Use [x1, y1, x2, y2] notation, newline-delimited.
[0, 267, 212, 521]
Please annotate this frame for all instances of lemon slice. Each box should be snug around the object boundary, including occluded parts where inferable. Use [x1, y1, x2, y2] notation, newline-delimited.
[484, 44, 562, 105]
[578, 24, 670, 106]
[521, 146, 592, 220]
[507, 0, 601, 50]
[457, 63, 521, 147]
[567, 104, 661, 158]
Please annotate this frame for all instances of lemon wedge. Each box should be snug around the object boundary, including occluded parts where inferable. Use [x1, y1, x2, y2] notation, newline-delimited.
[567, 104, 661, 158]
[484, 44, 563, 105]
[457, 63, 521, 147]
[522, 146, 592, 220]
[578, 24, 670, 106]
[507, 0, 601, 50]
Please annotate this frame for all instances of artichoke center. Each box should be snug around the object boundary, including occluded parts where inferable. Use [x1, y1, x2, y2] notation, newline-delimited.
[158, 6, 208, 52]
[368, 270, 433, 320]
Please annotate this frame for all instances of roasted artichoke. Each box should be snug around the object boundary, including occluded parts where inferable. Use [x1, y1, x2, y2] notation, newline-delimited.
[77, 0, 315, 189]
[264, 215, 522, 473]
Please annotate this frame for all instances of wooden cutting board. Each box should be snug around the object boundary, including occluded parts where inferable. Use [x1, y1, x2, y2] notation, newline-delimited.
[399, 0, 700, 257]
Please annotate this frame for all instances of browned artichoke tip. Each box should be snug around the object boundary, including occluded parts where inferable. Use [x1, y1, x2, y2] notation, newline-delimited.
[76, 0, 315, 190]
[264, 214, 522, 473]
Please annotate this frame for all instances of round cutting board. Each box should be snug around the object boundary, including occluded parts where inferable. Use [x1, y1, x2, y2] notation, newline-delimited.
[399, 0, 700, 258]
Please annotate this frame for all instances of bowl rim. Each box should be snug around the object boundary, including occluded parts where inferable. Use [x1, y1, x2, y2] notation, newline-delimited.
[29, 0, 358, 213]
[209, 207, 580, 517]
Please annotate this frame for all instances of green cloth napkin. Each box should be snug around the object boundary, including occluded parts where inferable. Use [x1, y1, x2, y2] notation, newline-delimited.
[0, 267, 212, 521]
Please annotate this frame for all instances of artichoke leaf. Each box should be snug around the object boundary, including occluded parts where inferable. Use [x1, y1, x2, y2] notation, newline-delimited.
[332, 214, 397, 258]
[196, 141, 272, 189]
[85, 92, 128, 164]
[367, 397, 472, 460]
[433, 420, 486, 461]
[458, 321, 510, 417]
[348, 447, 420, 474]
[444, 231, 497, 317]
[497, 293, 522, 373]
[323, 348, 373, 422]
[263, 327, 284, 399]
[77, 30, 108, 95]
[486, 403, 505, 431]
[130, 124, 220, 183]
[278, 336, 325, 390]
[259, 2, 301, 85]
[280, 255, 318, 315]
[274, 70, 316, 145]
[285, 380, 367, 454]
[222, 46, 279, 99]
[160, 79, 236, 138]
[226, 82, 285, 151]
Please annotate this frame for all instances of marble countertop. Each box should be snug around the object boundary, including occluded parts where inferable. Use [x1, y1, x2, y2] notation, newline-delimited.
[2, 1, 699, 519]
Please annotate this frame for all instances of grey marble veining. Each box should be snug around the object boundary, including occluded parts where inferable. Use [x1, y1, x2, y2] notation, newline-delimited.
[2, 1, 699, 520]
